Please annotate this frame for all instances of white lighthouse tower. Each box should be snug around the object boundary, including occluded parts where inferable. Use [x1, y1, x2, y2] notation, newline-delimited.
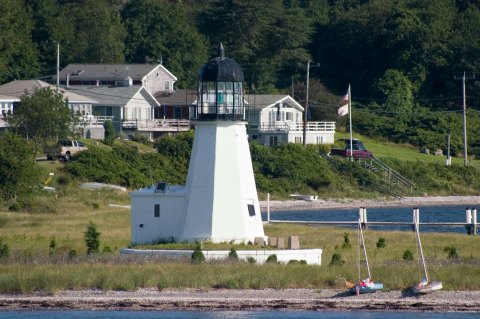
[179, 44, 265, 243]
[129, 44, 266, 244]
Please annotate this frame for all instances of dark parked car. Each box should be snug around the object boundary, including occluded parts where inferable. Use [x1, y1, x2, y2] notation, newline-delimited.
[329, 138, 373, 159]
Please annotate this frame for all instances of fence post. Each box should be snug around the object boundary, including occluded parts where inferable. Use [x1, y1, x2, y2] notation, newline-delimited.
[267, 193, 270, 224]
[473, 208, 477, 236]
[466, 207, 472, 235]
[363, 207, 368, 230]
[412, 208, 420, 231]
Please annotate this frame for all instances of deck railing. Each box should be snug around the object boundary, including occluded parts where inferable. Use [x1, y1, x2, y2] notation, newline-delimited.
[251, 121, 336, 133]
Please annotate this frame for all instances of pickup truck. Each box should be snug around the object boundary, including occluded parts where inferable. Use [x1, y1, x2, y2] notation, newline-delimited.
[329, 138, 372, 159]
[46, 140, 87, 161]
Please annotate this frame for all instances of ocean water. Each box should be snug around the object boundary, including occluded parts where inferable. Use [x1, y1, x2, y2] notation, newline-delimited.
[263, 205, 478, 233]
[0, 311, 479, 319]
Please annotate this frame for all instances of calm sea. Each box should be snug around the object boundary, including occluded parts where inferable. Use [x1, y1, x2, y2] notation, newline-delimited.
[263, 205, 478, 233]
[0, 311, 478, 319]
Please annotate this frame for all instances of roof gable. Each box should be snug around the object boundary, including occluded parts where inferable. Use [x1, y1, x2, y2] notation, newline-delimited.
[245, 94, 304, 112]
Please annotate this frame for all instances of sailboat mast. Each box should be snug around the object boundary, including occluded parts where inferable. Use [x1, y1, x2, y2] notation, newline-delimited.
[414, 209, 429, 282]
[359, 220, 371, 279]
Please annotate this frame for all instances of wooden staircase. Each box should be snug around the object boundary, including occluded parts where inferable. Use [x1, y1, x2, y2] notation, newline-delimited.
[320, 153, 414, 199]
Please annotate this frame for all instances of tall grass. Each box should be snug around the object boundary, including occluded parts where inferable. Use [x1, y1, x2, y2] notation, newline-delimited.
[1, 188, 480, 293]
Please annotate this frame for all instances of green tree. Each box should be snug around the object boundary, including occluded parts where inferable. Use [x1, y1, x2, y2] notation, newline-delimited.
[0, 0, 40, 83]
[0, 134, 41, 201]
[122, 0, 208, 88]
[7, 87, 74, 156]
[84, 221, 100, 255]
[103, 120, 116, 146]
[59, 0, 125, 64]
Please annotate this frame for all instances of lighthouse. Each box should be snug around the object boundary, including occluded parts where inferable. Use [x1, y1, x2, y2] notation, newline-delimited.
[179, 44, 265, 243]
[129, 44, 266, 244]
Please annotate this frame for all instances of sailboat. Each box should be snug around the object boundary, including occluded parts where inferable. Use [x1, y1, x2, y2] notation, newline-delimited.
[346, 219, 383, 294]
[412, 209, 442, 294]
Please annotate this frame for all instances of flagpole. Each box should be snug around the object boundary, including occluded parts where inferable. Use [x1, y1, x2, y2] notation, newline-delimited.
[348, 84, 353, 161]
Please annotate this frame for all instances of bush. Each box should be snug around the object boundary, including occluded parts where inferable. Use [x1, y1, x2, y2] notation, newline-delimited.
[49, 237, 56, 254]
[228, 248, 238, 260]
[444, 246, 459, 259]
[342, 233, 351, 249]
[191, 244, 205, 263]
[247, 257, 256, 264]
[0, 240, 9, 259]
[329, 253, 344, 266]
[103, 246, 113, 254]
[265, 254, 277, 264]
[376, 238, 386, 248]
[103, 120, 116, 146]
[84, 221, 101, 254]
[68, 249, 77, 258]
[403, 250, 414, 261]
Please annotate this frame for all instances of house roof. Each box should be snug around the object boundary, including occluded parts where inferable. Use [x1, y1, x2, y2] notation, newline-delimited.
[155, 89, 197, 105]
[68, 86, 159, 107]
[57, 64, 177, 82]
[0, 80, 96, 103]
[245, 94, 304, 112]
[0, 94, 20, 102]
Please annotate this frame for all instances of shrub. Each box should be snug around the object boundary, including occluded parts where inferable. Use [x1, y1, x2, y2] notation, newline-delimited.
[49, 237, 56, 254]
[103, 246, 113, 254]
[92, 202, 100, 209]
[329, 253, 344, 266]
[265, 254, 277, 264]
[68, 249, 77, 258]
[0, 240, 9, 259]
[247, 257, 256, 264]
[444, 246, 459, 259]
[342, 233, 351, 249]
[228, 248, 238, 260]
[103, 120, 116, 146]
[403, 250, 414, 261]
[191, 244, 205, 263]
[376, 238, 386, 248]
[84, 221, 101, 254]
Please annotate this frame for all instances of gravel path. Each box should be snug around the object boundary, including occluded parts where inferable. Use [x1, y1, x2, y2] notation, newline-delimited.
[1, 288, 480, 312]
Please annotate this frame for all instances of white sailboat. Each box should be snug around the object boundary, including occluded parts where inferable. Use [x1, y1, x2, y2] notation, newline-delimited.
[346, 219, 383, 294]
[412, 208, 442, 294]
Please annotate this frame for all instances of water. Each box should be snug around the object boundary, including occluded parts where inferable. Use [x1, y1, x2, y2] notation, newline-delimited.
[262, 205, 477, 233]
[0, 311, 478, 319]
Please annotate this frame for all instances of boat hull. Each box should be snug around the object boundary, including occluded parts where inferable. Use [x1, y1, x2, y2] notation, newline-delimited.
[412, 281, 442, 294]
[350, 283, 384, 294]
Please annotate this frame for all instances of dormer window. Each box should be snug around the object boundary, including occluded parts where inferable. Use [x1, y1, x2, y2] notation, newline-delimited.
[164, 81, 170, 91]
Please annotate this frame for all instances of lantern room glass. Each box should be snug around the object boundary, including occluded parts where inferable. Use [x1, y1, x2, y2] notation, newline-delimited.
[196, 81, 245, 120]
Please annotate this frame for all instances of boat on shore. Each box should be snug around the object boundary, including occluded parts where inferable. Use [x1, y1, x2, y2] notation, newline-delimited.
[346, 219, 383, 294]
[411, 208, 443, 294]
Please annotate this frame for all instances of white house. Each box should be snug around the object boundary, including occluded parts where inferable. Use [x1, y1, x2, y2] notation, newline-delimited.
[0, 94, 19, 128]
[245, 94, 336, 146]
[0, 80, 98, 131]
[56, 63, 177, 96]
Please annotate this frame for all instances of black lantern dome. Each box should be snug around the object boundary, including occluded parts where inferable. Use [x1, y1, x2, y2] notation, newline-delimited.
[194, 44, 245, 121]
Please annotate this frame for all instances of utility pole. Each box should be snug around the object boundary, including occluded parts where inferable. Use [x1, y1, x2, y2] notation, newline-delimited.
[303, 60, 310, 146]
[455, 72, 475, 165]
[302, 61, 319, 146]
[55, 41, 60, 91]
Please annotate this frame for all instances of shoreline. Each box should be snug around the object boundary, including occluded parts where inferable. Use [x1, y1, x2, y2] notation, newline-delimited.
[1, 288, 480, 312]
[260, 195, 480, 212]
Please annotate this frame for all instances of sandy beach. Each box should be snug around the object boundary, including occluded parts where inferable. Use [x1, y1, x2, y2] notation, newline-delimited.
[260, 195, 480, 212]
[1, 288, 480, 312]
[2, 195, 480, 312]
